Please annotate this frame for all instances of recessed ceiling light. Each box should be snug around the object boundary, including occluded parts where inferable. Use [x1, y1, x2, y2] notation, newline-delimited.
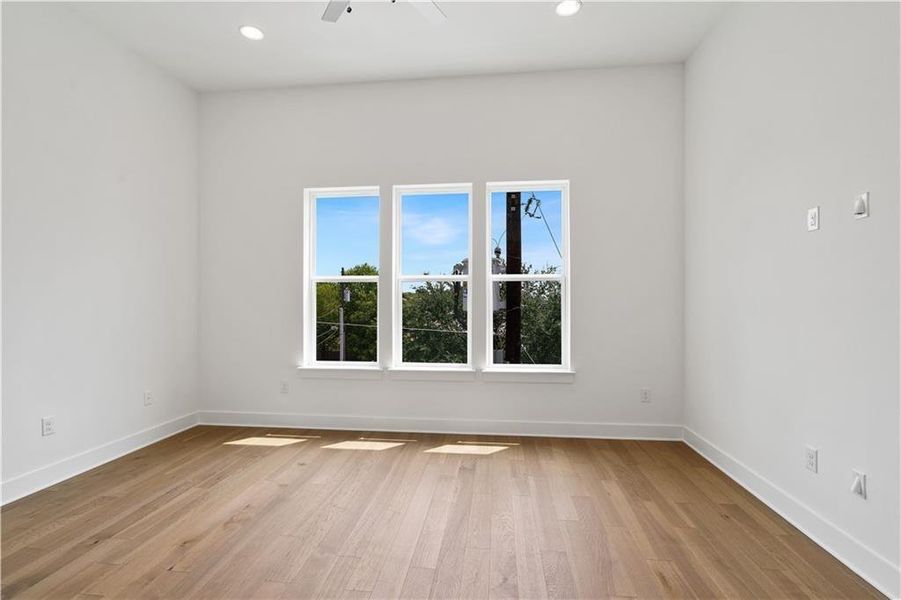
[239, 25, 264, 41]
[555, 0, 582, 17]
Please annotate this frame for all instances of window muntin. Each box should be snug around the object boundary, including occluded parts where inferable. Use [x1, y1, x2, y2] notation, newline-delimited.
[486, 182, 570, 370]
[394, 184, 472, 367]
[303, 187, 380, 367]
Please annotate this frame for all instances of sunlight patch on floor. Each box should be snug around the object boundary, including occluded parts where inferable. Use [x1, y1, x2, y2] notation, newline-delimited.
[225, 437, 308, 447]
[456, 441, 519, 446]
[425, 444, 509, 455]
[322, 441, 406, 451]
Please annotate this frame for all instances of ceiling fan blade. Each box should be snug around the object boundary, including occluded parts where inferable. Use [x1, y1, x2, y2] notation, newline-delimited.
[408, 0, 446, 24]
[322, 0, 351, 23]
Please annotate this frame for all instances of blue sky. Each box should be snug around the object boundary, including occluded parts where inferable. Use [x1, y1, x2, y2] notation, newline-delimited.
[401, 192, 469, 275]
[315, 195, 380, 275]
[491, 190, 563, 273]
[315, 190, 562, 276]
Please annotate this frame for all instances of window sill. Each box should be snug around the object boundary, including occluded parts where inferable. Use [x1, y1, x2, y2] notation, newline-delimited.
[480, 368, 575, 384]
[386, 366, 477, 382]
[295, 365, 574, 383]
[297, 364, 383, 380]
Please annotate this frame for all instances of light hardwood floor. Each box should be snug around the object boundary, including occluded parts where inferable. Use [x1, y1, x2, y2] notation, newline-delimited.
[1, 426, 883, 599]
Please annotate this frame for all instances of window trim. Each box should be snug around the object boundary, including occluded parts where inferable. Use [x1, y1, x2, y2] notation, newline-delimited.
[484, 180, 571, 371]
[302, 186, 381, 369]
[392, 183, 474, 370]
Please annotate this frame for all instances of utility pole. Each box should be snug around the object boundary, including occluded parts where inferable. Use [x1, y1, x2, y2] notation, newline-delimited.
[339, 267, 346, 361]
[505, 192, 522, 364]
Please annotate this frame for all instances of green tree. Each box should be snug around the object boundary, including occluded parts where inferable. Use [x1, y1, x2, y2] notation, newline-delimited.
[493, 266, 561, 365]
[316, 262, 561, 365]
[316, 263, 378, 361]
[401, 281, 467, 364]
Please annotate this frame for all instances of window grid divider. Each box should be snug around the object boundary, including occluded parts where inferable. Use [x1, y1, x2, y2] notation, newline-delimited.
[488, 273, 564, 282]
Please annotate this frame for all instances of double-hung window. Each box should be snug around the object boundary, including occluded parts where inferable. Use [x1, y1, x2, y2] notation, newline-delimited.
[302, 187, 380, 367]
[303, 181, 569, 373]
[393, 184, 472, 368]
[486, 181, 570, 370]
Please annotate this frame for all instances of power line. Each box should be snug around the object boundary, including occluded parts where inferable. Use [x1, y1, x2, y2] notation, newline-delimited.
[536, 202, 562, 259]
[521, 344, 537, 364]
[317, 329, 339, 347]
[404, 327, 466, 335]
[318, 321, 376, 329]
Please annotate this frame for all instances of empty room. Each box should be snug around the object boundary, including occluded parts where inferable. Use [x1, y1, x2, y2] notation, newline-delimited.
[1, 1, 899, 598]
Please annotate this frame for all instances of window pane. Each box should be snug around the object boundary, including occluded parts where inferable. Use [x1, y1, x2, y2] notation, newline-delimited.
[315, 282, 377, 362]
[490, 190, 563, 275]
[401, 281, 467, 364]
[401, 192, 469, 276]
[315, 195, 379, 276]
[492, 280, 561, 365]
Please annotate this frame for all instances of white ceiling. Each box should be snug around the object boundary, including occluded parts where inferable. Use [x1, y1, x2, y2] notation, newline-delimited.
[74, 1, 726, 92]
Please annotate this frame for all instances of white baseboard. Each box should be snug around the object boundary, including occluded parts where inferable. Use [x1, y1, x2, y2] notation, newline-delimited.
[683, 427, 900, 599]
[196, 410, 683, 441]
[1, 413, 199, 506]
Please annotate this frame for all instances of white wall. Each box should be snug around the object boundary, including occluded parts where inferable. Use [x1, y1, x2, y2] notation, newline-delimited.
[199, 66, 684, 437]
[1, 4, 199, 500]
[684, 3, 899, 596]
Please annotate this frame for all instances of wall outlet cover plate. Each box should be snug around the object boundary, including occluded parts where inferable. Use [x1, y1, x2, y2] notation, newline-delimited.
[853, 192, 869, 219]
[807, 206, 820, 231]
[804, 446, 818, 473]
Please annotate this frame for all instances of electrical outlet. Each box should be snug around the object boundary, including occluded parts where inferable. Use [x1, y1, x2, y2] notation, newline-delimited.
[143, 391, 153, 406]
[280, 381, 289, 394]
[640, 388, 651, 403]
[807, 206, 820, 231]
[804, 446, 818, 473]
[851, 470, 867, 499]
[41, 416, 55, 437]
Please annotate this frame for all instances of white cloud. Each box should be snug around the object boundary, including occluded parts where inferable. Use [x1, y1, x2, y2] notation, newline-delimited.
[404, 213, 462, 246]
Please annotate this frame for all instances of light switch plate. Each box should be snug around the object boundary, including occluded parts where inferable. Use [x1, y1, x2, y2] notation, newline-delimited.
[807, 207, 820, 231]
[854, 192, 869, 219]
[851, 470, 867, 499]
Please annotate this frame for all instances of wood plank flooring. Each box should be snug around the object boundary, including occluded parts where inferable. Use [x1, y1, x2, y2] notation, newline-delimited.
[1, 426, 883, 599]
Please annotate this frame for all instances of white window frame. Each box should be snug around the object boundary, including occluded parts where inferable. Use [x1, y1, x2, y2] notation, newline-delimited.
[302, 186, 381, 369]
[484, 180, 571, 372]
[392, 183, 474, 371]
